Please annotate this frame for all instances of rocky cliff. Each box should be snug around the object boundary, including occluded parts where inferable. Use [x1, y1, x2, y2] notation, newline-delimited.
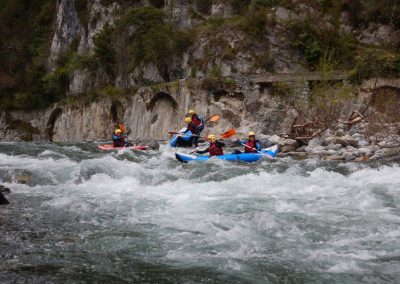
[1, 1, 399, 152]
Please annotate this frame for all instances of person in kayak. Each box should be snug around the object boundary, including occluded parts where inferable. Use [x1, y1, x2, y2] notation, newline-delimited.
[112, 129, 126, 147]
[234, 131, 261, 153]
[188, 109, 204, 147]
[176, 117, 194, 147]
[197, 134, 225, 156]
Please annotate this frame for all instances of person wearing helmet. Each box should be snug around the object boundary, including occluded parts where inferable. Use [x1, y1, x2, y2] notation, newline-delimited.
[112, 128, 126, 147]
[187, 109, 204, 147]
[235, 131, 261, 153]
[197, 134, 225, 156]
[176, 117, 194, 147]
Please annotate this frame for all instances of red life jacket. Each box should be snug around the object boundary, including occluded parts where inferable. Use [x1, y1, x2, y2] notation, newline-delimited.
[187, 122, 196, 133]
[245, 139, 258, 153]
[113, 136, 125, 147]
[191, 114, 202, 127]
[209, 142, 224, 156]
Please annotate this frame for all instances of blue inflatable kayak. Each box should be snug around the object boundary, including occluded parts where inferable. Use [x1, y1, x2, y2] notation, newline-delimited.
[170, 128, 193, 147]
[175, 145, 279, 163]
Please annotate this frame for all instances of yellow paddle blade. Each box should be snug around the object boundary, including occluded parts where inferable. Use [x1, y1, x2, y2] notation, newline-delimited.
[220, 128, 236, 139]
[207, 114, 220, 123]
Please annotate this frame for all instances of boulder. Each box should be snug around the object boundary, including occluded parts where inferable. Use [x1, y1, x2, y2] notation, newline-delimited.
[354, 156, 369, 162]
[324, 155, 345, 161]
[131, 139, 160, 150]
[370, 148, 400, 160]
[0, 185, 11, 193]
[0, 192, 9, 205]
[334, 135, 358, 147]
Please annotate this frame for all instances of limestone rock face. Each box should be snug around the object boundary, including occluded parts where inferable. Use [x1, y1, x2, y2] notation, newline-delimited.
[48, 0, 82, 70]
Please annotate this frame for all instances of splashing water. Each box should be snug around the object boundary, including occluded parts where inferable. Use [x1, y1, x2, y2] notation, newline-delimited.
[0, 142, 399, 283]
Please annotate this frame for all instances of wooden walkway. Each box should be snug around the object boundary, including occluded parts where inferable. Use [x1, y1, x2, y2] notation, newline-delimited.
[250, 71, 350, 83]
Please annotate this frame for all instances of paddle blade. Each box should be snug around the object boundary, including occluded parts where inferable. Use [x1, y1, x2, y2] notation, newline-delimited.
[118, 124, 126, 133]
[220, 128, 236, 139]
[207, 114, 220, 123]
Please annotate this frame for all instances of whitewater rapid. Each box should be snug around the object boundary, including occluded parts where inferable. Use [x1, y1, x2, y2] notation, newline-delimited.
[0, 142, 399, 283]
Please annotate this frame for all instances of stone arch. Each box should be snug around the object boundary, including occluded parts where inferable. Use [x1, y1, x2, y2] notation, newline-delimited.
[110, 100, 124, 123]
[146, 91, 179, 139]
[147, 92, 178, 112]
[46, 108, 62, 141]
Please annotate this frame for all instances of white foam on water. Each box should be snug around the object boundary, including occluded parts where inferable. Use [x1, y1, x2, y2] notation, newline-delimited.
[1, 144, 400, 280]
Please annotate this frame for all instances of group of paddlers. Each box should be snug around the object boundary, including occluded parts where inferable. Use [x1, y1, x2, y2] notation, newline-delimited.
[112, 109, 262, 156]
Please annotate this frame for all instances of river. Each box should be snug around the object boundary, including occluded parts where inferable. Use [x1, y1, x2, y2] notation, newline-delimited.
[0, 142, 399, 283]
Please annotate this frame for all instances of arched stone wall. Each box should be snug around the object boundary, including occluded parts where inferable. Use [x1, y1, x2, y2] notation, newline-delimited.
[110, 100, 125, 123]
[147, 92, 179, 139]
[46, 108, 62, 141]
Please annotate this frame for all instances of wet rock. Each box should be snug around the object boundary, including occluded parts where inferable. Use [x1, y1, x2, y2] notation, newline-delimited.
[334, 135, 358, 147]
[354, 156, 369, 162]
[370, 148, 400, 160]
[357, 139, 369, 147]
[131, 139, 160, 150]
[344, 153, 356, 161]
[324, 155, 345, 161]
[326, 144, 342, 151]
[15, 175, 31, 185]
[0, 192, 9, 205]
[357, 148, 372, 157]
[0, 185, 11, 193]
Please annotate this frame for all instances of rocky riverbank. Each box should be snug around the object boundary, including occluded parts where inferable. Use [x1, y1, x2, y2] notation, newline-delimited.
[258, 123, 400, 162]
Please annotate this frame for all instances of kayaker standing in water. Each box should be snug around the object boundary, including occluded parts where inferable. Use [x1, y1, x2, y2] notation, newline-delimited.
[197, 134, 225, 156]
[187, 109, 204, 147]
[112, 129, 126, 147]
[234, 131, 262, 153]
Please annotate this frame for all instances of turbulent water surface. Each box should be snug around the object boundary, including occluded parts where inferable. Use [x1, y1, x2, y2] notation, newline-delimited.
[0, 142, 399, 283]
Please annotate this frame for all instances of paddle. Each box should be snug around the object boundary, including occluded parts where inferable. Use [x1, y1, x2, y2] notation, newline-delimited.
[168, 128, 236, 139]
[168, 114, 220, 135]
[235, 140, 277, 158]
[205, 114, 220, 124]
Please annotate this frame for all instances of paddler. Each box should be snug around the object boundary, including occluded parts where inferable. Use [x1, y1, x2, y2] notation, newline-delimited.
[196, 134, 225, 156]
[234, 131, 261, 153]
[112, 129, 126, 147]
[176, 117, 194, 147]
[187, 109, 204, 147]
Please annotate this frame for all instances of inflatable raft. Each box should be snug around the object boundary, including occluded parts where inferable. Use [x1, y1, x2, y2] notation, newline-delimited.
[175, 145, 279, 163]
[97, 144, 148, 151]
[170, 128, 193, 147]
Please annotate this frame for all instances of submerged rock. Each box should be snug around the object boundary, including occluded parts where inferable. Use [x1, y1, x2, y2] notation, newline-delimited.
[131, 139, 160, 150]
[0, 192, 9, 205]
[0, 184, 11, 193]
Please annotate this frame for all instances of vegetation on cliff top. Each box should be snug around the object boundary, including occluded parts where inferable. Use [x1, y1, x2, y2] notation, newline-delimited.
[0, 0, 399, 111]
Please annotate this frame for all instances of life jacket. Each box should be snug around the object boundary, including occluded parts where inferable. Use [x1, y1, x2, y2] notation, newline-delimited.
[112, 135, 125, 147]
[245, 139, 260, 153]
[209, 142, 224, 156]
[187, 122, 196, 133]
[191, 114, 203, 128]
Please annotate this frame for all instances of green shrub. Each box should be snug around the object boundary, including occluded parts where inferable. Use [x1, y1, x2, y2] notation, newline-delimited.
[93, 25, 116, 78]
[350, 49, 400, 83]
